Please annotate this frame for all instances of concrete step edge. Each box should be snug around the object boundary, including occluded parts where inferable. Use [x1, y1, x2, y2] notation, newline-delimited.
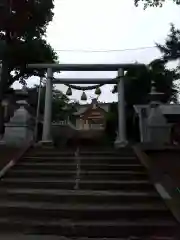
[17, 163, 142, 167]
[0, 189, 158, 197]
[0, 217, 176, 227]
[9, 170, 147, 175]
[1, 178, 150, 184]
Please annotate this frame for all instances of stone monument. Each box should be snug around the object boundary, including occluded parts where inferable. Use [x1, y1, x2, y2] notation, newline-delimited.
[147, 102, 171, 144]
[147, 81, 172, 144]
[1, 96, 34, 147]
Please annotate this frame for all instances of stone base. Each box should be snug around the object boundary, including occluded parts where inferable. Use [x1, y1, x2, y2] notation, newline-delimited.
[114, 139, 128, 148]
[2, 125, 34, 147]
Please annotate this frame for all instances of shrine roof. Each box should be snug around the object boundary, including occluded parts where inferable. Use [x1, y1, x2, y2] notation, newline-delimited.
[73, 101, 110, 116]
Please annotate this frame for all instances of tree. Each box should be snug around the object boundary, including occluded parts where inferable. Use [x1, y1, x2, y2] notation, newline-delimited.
[0, 0, 57, 90]
[105, 59, 179, 142]
[113, 59, 178, 105]
[157, 24, 180, 62]
[27, 85, 76, 122]
[134, 0, 180, 8]
[0, 0, 57, 137]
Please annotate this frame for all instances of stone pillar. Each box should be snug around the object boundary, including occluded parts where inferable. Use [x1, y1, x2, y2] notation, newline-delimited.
[34, 77, 43, 142]
[139, 108, 149, 143]
[42, 68, 53, 143]
[114, 68, 127, 148]
[2, 99, 8, 120]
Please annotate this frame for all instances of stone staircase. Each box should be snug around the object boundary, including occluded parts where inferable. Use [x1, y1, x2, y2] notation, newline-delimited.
[0, 146, 178, 239]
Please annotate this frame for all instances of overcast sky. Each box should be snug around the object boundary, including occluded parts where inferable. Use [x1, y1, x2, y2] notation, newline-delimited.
[14, 0, 180, 103]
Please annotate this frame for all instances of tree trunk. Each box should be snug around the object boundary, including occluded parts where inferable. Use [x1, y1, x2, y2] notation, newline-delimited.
[0, 22, 13, 139]
[0, 61, 9, 140]
[0, 105, 5, 140]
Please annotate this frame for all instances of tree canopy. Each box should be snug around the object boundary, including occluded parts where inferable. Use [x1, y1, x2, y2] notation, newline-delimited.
[0, 0, 57, 137]
[113, 58, 179, 105]
[106, 58, 179, 142]
[0, 0, 57, 91]
[157, 24, 180, 62]
[27, 85, 77, 122]
[134, 0, 180, 8]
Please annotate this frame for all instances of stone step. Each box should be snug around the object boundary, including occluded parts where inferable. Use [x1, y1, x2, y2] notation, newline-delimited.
[16, 162, 77, 171]
[79, 170, 148, 180]
[26, 150, 135, 158]
[15, 163, 144, 171]
[26, 153, 75, 158]
[22, 156, 138, 164]
[0, 178, 75, 190]
[0, 146, 178, 238]
[0, 201, 172, 221]
[79, 158, 140, 165]
[79, 151, 135, 157]
[0, 217, 177, 237]
[0, 236, 133, 240]
[0, 188, 161, 204]
[80, 171, 148, 181]
[6, 169, 148, 181]
[79, 164, 144, 171]
[78, 147, 134, 153]
[6, 170, 77, 179]
[0, 178, 155, 191]
[27, 148, 75, 154]
[22, 156, 76, 164]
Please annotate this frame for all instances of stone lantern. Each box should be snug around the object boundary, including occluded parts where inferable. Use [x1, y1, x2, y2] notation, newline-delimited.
[147, 81, 171, 145]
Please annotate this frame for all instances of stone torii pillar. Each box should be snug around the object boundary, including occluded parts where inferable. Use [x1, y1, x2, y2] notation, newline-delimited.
[114, 68, 127, 147]
[42, 68, 53, 143]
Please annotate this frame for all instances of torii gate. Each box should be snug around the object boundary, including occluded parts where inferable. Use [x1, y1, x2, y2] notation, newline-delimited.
[27, 63, 146, 147]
